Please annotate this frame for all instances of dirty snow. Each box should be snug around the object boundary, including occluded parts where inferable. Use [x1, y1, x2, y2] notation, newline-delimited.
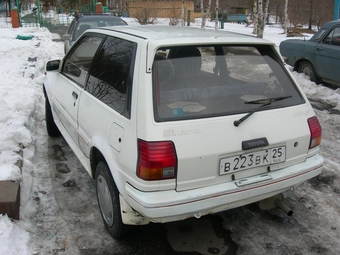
[0, 15, 339, 254]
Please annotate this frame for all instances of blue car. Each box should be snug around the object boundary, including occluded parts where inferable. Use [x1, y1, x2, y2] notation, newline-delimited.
[279, 20, 340, 87]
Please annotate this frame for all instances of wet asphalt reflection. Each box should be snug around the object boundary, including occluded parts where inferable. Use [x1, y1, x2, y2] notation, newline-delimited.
[118, 215, 238, 255]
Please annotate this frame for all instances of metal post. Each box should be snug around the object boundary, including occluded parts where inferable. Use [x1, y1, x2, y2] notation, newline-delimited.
[37, 0, 42, 27]
[187, 10, 190, 26]
[16, 0, 21, 27]
[92, 0, 96, 12]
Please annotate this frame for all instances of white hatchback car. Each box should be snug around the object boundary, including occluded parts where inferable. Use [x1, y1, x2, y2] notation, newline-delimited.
[44, 25, 324, 239]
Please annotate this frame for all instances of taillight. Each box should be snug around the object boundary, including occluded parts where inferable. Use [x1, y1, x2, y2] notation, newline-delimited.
[308, 116, 322, 149]
[137, 139, 177, 180]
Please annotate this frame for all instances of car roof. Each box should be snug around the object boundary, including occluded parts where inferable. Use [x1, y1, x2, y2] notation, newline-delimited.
[96, 25, 271, 44]
[75, 14, 125, 22]
[321, 19, 340, 29]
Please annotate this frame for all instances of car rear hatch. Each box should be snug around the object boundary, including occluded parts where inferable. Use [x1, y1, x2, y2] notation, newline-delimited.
[147, 44, 321, 192]
[166, 106, 318, 191]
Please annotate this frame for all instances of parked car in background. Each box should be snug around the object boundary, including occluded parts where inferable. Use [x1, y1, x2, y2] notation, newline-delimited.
[62, 13, 127, 53]
[44, 25, 323, 239]
[279, 20, 340, 87]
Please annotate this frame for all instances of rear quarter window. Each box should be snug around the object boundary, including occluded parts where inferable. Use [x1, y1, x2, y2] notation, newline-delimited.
[153, 45, 304, 122]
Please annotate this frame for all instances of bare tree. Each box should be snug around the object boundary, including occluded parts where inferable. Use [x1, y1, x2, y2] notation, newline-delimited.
[255, 0, 333, 33]
[134, 8, 157, 25]
[215, 0, 219, 30]
[282, 0, 288, 34]
[257, 0, 263, 37]
[201, 0, 211, 28]
[264, 0, 270, 24]
[252, 0, 258, 35]
[256, 0, 270, 38]
[200, 0, 204, 27]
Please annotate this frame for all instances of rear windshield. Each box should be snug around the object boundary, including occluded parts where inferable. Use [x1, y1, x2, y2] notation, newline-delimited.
[152, 45, 305, 122]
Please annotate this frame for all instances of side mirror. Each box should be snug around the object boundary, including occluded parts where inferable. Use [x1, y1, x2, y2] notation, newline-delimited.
[46, 60, 61, 71]
[62, 34, 71, 41]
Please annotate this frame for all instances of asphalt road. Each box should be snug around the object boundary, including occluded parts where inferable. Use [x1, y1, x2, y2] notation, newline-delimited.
[27, 104, 340, 255]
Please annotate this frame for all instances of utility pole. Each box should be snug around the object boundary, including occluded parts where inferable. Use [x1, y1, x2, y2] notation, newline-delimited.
[335, 0, 340, 20]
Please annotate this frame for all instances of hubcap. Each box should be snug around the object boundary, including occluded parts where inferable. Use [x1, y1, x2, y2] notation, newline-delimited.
[97, 175, 114, 226]
[302, 65, 312, 78]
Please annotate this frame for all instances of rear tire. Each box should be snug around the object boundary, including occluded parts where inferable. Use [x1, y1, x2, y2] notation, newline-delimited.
[45, 97, 60, 137]
[95, 161, 126, 239]
[298, 60, 320, 84]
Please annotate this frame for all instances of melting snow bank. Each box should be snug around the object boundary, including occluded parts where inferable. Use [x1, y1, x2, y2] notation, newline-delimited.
[0, 26, 63, 182]
[0, 214, 30, 255]
[293, 70, 340, 113]
[0, 26, 64, 254]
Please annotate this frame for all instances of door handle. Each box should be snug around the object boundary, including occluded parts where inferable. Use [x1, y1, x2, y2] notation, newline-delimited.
[72, 91, 78, 99]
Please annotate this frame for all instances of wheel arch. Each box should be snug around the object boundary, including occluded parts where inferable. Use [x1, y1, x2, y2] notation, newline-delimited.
[294, 58, 309, 72]
[297, 59, 321, 83]
[90, 147, 106, 179]
[89, 145, 125, 192]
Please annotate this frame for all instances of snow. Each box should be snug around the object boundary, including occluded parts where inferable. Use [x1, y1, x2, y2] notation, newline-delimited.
[0, 16, 339, 254]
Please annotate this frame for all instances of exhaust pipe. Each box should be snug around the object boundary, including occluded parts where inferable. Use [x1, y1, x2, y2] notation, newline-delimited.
[257, 194, 293, 216]
[275, 198, 293, 216]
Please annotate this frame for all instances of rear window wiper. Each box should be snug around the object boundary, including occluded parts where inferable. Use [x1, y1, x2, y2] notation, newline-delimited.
[245, 96, 292, 105]
[234, 96, 292, 127]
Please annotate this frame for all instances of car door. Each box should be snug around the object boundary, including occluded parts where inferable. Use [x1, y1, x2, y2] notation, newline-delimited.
[314, 26, 340, 84]
[52, 34, 104, 145]
[77, 35, 136, 157]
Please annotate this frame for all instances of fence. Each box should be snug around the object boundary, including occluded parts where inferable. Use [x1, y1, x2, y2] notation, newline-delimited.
[16, 0, 95, 29]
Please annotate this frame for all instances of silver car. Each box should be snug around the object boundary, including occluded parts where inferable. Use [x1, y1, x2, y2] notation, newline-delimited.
[62, 13, 127, 53]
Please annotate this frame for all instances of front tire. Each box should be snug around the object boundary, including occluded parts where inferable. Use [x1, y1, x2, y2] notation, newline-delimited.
[45, 97, 60, 137]
[95, 161, 126, 239]
[298, 60, 320, 84]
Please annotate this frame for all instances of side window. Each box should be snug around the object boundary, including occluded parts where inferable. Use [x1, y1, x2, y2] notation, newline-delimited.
[331, 27, 340, 46]
[323, 29, 334, 45]
[323, 27, 340, 46]
[62, 36, 103, 87]
[86, 36, 135, 117]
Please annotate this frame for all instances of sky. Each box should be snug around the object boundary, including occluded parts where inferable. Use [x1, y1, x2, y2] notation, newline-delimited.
[0, 15, 339, 255]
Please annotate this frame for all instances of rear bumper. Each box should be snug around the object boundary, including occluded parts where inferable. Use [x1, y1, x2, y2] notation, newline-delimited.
[125, 154, 323, 223]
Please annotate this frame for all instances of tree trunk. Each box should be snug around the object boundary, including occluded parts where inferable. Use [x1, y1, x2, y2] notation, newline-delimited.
[215, 0, 219, 30]
[204, 0, 212, 27]
[264, 0, 270, 24]
[257, 0, 263, 38]
[181, 0, 186, 26]
[253, 0, 258, 35]
[309, 0, 313, 30]
[283, 0, 288, 34]
[201, 0, 205, 28]
[257, 0, 269, 38]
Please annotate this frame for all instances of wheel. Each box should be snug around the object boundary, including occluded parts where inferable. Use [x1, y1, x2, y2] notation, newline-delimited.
[95, 161, 126, 239]
[298, 60, 320, 84]
[45, 97, 60, 137]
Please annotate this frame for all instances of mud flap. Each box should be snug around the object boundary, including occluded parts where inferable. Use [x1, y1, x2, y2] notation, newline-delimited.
[119, 195, 150, 225]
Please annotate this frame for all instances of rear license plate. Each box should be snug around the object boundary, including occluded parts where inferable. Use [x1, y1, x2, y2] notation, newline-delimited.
[219, 146, 286, 175]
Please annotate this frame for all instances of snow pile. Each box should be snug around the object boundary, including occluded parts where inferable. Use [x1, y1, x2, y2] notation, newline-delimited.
[0, 27, 62, 182]
[0, 214, 30, 255]
[0, 26, 63, 254]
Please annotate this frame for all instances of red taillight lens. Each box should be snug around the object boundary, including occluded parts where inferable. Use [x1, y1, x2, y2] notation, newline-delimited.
[137, 139, 177, 180]
[308, 116, 322, 149]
